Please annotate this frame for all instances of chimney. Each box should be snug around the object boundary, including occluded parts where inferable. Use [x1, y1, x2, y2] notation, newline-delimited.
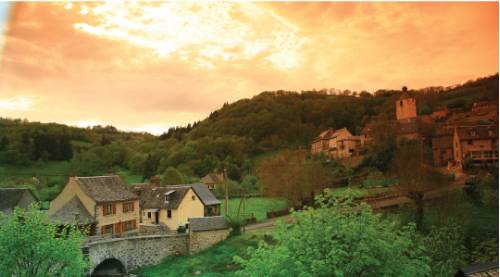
[149, 176, 160, 188]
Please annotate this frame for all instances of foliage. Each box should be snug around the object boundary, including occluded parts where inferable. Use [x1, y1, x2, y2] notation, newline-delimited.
[235, 190, 431, 276]
[256, 150, 330, 206]
[423, 221, 466, 277]
[0, 204, 88, 276]
[161, 166, 184, 186]
[362, 120, 396, 171]
[135, 229, 269, 277]
[391, 139, 447, 230]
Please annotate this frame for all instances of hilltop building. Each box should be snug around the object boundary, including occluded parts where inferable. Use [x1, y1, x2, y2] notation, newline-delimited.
[311, 127, 364, 159]
[396, 87, 417, 122]
[452, 125, 499, 167]
[0, 188, 38, 215]
[49, 175, 139, 236]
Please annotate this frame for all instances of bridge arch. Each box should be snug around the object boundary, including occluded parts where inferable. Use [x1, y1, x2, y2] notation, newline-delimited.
[91, 258, 127, 277]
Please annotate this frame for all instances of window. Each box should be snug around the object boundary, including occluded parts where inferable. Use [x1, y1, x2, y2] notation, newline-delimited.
[103, 203, 114, 216]
[148, 212, 151, 219]
[167, 209, 172, 219]
[124, 220, 136, 231]
[468, 140, 473, 145]
[122, 202, 134, 213]
[192, 195, 196, 201]
[101, 224, 113, 235]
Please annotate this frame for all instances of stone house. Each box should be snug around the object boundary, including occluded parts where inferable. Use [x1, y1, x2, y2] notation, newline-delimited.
[431, 127, 455, 167]
[139, 184, 221, 231]
[201, 173, 225, 190]
[188, 216, 231, 254]
[453, 125, 499, 168]
[311, 128, 335, 155]
[328, 128, 364, 159]
[49, 175, 139, 236]
[311, 127, 364, 159]
[0, 188, 38, 215]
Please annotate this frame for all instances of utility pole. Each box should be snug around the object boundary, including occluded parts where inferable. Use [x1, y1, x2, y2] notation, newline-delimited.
[224, 167, 229, 216]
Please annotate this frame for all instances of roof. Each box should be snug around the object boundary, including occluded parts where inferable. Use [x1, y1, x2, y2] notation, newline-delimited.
[313, 128, 335, 141]
[201, 173, 223, 184]
[140, 184, 221, 209]
[396, 121, 418, 135]
[432, 135, 453, 150]
[189, 216, 229, 232]
[331, 127, 353, 139]
[75, 176, 137, 203]
[140, 186, 189, 209]
[50, 196, 96, 225]
[189, 184, 221, 206]
[456, 125, 498, 141]
[0, 188, 37, 213]
[455, 261, 499, 277]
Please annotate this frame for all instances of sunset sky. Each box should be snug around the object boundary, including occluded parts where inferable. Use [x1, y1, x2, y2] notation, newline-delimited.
[0, 2, 498, 134]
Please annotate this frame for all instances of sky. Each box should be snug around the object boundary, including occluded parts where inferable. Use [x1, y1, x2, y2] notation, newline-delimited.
[0, 2, 498, 135]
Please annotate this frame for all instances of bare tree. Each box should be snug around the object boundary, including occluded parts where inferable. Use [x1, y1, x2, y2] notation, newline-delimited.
[256, 150, 330, 207]
[391, 139, 447, 231]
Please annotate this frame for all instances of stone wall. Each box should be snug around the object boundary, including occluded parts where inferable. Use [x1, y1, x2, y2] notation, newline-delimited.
[189, 228, 231, 254]
[87, 233, 188, 272]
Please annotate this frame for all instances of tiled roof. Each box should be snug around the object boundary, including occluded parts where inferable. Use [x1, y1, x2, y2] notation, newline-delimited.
[0, 188, 37, 213]
[455, 261, 499, 277]
[50, 196, 96, 225]
[189, 184, 221, 206]
[432, 135, 453, 149]
[189, 216, 229, 232]
[201, 173, 223, 184]
[396, 121, 418, 135]
[75, 176, 137, 203]
[140, 186, 189, 210]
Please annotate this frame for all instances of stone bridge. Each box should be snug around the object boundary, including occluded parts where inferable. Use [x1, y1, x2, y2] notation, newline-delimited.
[84, 220, 231, 276]
[85, 233, 188, 276]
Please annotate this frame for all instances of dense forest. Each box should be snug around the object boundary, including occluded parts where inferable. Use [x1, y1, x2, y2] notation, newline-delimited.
[0, 74, 498, 200]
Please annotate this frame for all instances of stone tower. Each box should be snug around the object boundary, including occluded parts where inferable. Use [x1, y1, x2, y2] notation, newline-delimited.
[395, 86, 417, 121]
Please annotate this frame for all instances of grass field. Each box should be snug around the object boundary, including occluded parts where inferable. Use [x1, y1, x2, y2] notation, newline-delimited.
[135, 229, 270, 277]
[221, 197, 289, 221]
[0, 161, 71, 181]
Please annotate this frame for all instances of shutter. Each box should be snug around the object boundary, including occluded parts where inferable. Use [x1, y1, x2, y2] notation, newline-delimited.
[131, 202, 135, 212]
[112, 203, 116, 214]
[101, 226, 106, 235]
[102, 204, 107, 216]
[132, 220, 137, 229]
[122, 203, 126, 213]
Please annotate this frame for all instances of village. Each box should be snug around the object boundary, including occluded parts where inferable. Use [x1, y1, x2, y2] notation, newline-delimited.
[0, 2, 498, 277]
[312, 87, 498, 172]
[0, 87, 497, 276]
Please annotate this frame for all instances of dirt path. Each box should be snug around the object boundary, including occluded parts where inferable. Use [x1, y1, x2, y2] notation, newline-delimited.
[244, 215, 292, 231]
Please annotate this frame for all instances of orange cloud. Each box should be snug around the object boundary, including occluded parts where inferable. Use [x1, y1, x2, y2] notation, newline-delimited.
[0, 2, 497, 134]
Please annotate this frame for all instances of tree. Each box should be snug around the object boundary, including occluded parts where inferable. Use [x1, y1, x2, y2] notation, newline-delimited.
[235, 190, 431, 276]
[391, 139, 447, 231]
[256, 150, 330, 207]
[142, 154, 160, 181]
[70, 151, 108, 176]
[161, 166, 184, 186]
[363, 120, 396, 172]
[0, 205, 88, 276]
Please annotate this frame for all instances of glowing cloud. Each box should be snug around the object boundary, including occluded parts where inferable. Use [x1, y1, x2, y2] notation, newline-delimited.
[71, 2, 305, 70]
[0, 96, 35, 111]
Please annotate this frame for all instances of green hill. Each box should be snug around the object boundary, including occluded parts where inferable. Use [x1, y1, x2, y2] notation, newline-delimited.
[0, 74, 497, 200]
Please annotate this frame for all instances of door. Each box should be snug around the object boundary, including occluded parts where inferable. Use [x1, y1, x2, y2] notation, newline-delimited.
[155, 212, 159, 224]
